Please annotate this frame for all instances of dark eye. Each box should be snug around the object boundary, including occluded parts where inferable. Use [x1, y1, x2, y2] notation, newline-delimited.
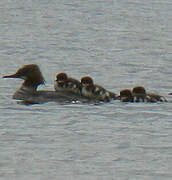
[60, 77, 65, 81]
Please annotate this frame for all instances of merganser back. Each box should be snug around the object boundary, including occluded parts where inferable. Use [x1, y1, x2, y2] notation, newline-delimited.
[3, 64, 89, 104]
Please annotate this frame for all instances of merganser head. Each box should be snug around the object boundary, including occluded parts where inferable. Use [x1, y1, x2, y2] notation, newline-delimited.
[3, 64, 45, 90]
[119, 89, 133, 102]
[81, 76, 94, 87]
[56, 73, 68, 83]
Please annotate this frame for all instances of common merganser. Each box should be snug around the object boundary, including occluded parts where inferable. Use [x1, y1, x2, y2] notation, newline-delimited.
[132, 86, 167, 102]
[3, 64, 88, 104]
[119, 86, 167, 103]
[54, 72, 81, 95]
[132, 86, 147, 102]
[118, 86, 167, 103]
[80, 76, 117, 102]
[118, 89, 134, 102]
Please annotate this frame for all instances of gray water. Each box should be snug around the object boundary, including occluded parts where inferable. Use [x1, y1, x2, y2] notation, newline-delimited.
[0, 0, 172, 179]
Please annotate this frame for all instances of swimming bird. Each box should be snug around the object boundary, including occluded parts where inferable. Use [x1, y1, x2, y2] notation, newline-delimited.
[54, 72, 81, 95]
[118, 86, 167, 103]
[132, 86, 167, 102]
[3, 64, 88, 104]
[132, 86, 147, 102]
[80, 76, 117, 102]
[118, 89, 134, 102]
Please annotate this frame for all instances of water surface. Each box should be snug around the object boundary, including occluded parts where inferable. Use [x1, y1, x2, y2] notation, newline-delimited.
[0, 0, 172, 179]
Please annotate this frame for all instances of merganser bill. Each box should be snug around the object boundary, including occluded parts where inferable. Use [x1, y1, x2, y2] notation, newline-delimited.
[54, 72, 81, 95]
[80, 76, 117, 102]
[3, 64, 88, 104]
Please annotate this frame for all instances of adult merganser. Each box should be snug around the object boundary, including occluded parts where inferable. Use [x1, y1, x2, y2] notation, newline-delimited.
[3, 64, 88, 104]
[54, 72, 81, 95]
[118, 86, 167, 103]
[80, 76, 117, 102]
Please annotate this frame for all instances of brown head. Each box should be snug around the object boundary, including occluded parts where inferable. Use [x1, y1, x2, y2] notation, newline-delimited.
[81, 76, 94, 87]
[56, 73, 68, 83]
[3, 64, 45, 89]
[119, 89, 133, 102]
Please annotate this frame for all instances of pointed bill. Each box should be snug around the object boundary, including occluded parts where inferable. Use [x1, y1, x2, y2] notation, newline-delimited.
[3, 73, 19, 78]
